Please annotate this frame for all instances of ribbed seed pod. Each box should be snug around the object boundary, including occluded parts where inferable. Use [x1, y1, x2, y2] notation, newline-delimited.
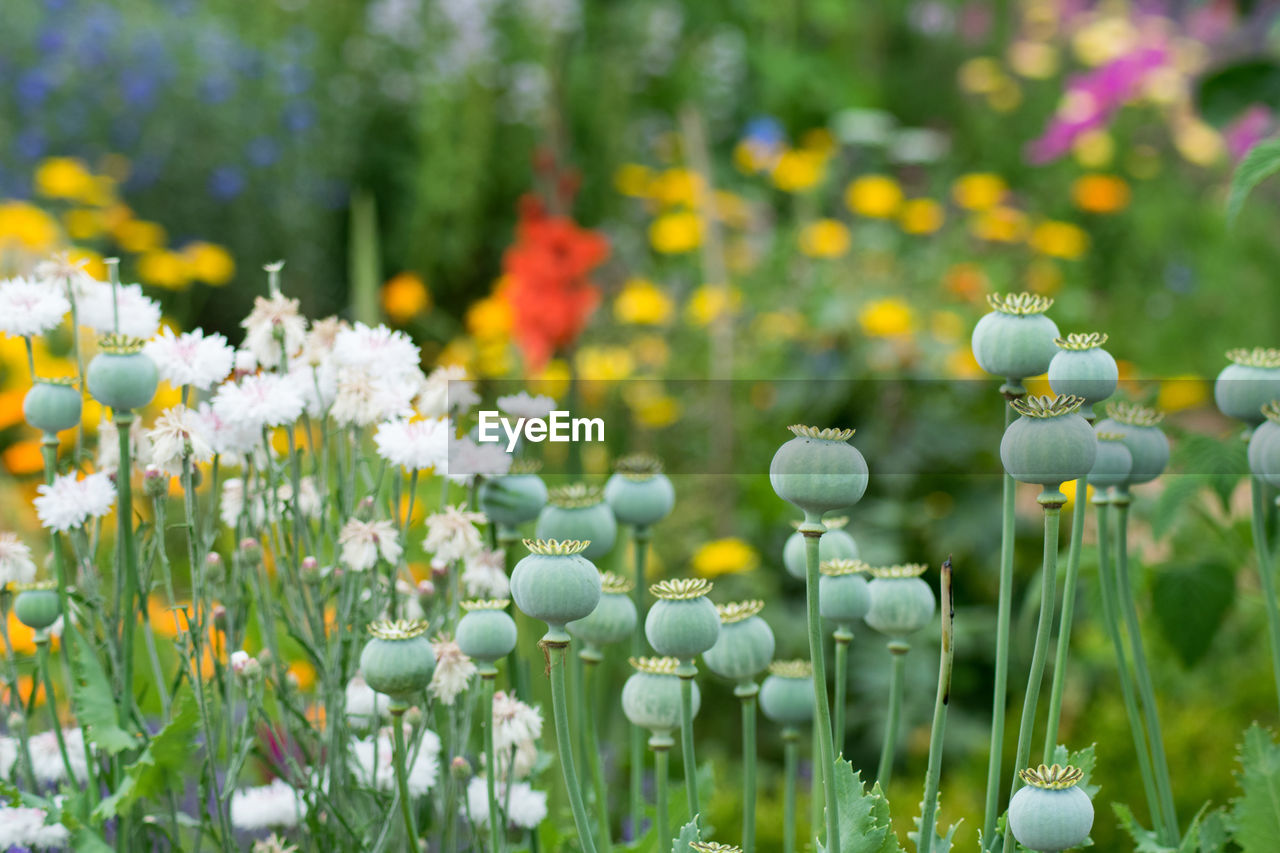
[359, 619, 436, 705]
[23, 378, 82, 435]
[759, 660, 816, 727]
[604, 454, 675, 528]
[1008, 764, 1095, 853]
[1047, 333, 1117, 414]
[970, 293, 1060, 382]
[478, 460, 548, 530]
[87, 335, 158, 411]
[535, 484, 617, 560]
[1094, 402, 1169, 487]
[1215, 348, 1280, 426]
[567, 572, 638, 657]
[865, 564, 936, 639]
[782, 516, 858, 580]
[509, 539, 602, 640]
[770, 426, 868, 521]
[703, 600, 775, 685]
[13, 582, 60, 632]
[818, 558, 872, 630]
[622, 656, 700, 737]
[645, 578, 720, 661]
[1000, 395, 1097, 489]
[455, 600, 518, 669]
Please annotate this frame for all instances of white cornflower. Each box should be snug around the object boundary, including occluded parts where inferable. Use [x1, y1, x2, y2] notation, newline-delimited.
[300, 316, 348, 366]
[461, 548, 508, 598]
[213, 373, 305, 432]
[0, 735, 18, 777]
[416, 365, 480, 416]
[146, 406, 214, 476]
[466, 777, 548, 829]
[492, 691, 543, 753]
[497, 391, 557, 419]
[330, 367, 417, 427]
[444, 435, 512, 485]
[78, 280, 161, 338]
[292, 476, 323, 520]
[373, 417, 449, 472]
[333, 322, 422, 381]
[493, 737, 539, 782]
[191, 401, 258, 457]
[350, 726, 441, 794]
[96, 415, 151, 474]
[0, 805, 70, 849]
[0, 276, 69, 338]
[0, 533, 36, 588]
[34, 471, 117, 532]
[251, 834, 299, 853]
[423, 504, 487, 564]
[29, 727, 88, 785]
[229, 778, 307, 830]
[338, 518, 402, 571]
[428, 636, 476, 706]
[345, 675, 390, 724]
[143, 327, 235, 391]
[286, 359, 337, 417]
[241, 292, 307, 368]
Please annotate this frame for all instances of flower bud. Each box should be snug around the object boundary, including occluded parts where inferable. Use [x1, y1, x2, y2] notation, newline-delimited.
[205, 552, 226, 585]
[356, 496, 375, 521]
[212, 604, 228, 632]
[431, 559, 449, 579]
[404, 707, 424, 728]
[300, 557, 322, 584]
[144, 466, 169, 498]
[450, 756, 472, 780]
[239, 538, 262, 564]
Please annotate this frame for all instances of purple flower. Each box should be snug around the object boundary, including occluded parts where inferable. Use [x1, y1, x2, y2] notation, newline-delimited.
[209, 166, 246, 200]
[1224, 105, 1272, 162]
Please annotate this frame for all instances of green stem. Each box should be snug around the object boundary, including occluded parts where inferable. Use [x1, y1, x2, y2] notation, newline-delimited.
[583, 658, 612, 851]
[1250, 475, 1280, 716]
[483, 675, 502, 853]
[1043, 482, 1088, 762]
[678, 667, 700, 820]
[630, 527, 649, 838]
[740, 688, 758, 853]
[918, 559, 954, 853]
[876, 645, 907, 788]
[391, 708, 420, 850]
[782, 728, 798, 853]
[548, 640, 599, 853]
[116, 412, 139, 727]
[654, 743, 670, 850]
[36, 640, 76, 786]
[833, 629, 851, 754]
[802, 526, 840, 851]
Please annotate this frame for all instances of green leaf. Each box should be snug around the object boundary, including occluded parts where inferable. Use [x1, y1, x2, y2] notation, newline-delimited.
[821, 758, 906, 853]
[93, 689, 200, 820]
[1151, 560, 1235, 667]
[1198, 62, 1280, 127]
[1231, 724, 1280, 853]
[672, 816, 702, 852]
[1227, 136, 1280, 225]
[67, 628, 138, 755]
[69, 827, 115, 853]
[1048, 743, 1100, 800]
[1113, 802, 1171, 853]
[1196, 807, 1230, 853]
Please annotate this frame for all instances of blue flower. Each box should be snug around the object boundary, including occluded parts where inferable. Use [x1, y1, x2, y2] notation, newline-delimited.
[209, 166, 246, 201]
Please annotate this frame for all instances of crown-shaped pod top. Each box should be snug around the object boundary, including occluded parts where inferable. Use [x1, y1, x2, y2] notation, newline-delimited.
[88, 334, 158, 412]
[359, 619, 436, 703]
[865, 564, 936, 639]
[1008, 763, 1095, 853]
[1216, 347, 1280, 426]
[1002, 394, 1097, 489]
[605, 454, 675, 527]
[1093, 402, 1169, 487]
[1048, 333, 1118, 412]
[971, 292, 1060, 382]
[646, 577, 720, 661]
[1248, 400, 1280, 488]
[703, 600, 775, 685]
[567, 570, 639, 654]
[510, 539, 601, 639]
[770, 425, 868, 523]
[536, 484, 617, 560]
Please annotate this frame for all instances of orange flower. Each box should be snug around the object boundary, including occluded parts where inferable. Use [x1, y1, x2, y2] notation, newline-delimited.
[381, 272, 431, 324]
[1071, 174, 1130, 214]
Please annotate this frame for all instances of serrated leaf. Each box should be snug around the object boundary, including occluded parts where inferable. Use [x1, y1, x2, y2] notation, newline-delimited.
[67, 627, 138, 755]
[1048, 743, 1100, 800]
[1231, 724, 1280, 853]
[672, 816, 702, 852]
[1229, 136, 1280, 225]
[1151, 475, 1206, 539]
[908, 793, 960, 853]
[93, 689, 200, 820]
[825, 758, 906, 853]
[1196, 807, 1230, 853]
[1113, 802, 1171, 853]
[1152, 560, 1235, 667]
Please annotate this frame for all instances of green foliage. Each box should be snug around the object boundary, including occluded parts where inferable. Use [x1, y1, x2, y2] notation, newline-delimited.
[1151, 559, 1235, 667]
[816, 758, 906, 853]
[1227, 136, 1280, 225]
[908, 794, 960, 853]
[1114, 802, 1229, 853]
[93, 689, 200, 820]
[672, 816, 704, 851]
[1230, 724, 1280, 853]
[1048, 743, 1100, 800]
[67, 628, 139, 756]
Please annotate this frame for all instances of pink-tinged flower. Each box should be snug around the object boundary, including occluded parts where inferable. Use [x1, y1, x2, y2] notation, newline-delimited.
[1224, 105, 1273, 162]
[429, 635, 477, 706]
[338, 518, 403, 571]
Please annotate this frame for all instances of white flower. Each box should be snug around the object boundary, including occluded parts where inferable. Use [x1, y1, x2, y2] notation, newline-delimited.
[286, 359, 337, 417]
[0, 532, 36, 588]
[78, 280, 161, 338]
[494, 737, 539, 782]
[146, 406, 214, 476]
[143, 327, 235, 391]
[300, 316, 348, 366]
[0, 735, 18, 778]
[333, 322, 422, 381]
[252, 834, 299, 853]
[219, 478, 252, 529]
[0, 276, 68, 337]
[241, 293, 307, 368]
[466, 777, 548, 829]
[330, 367, 417, 427]
[96, 415, 151, 474]
[29, 727, 88, 785]
[34, 471, 117, 532]
[428, 636, 476, 706]
[338, 518, 403, 571]
[492, 691, 543, 754]
[444, 435, 512, 485]
[373, 417, 449, 472]
[497, 391, 557, 419]
[461, 548, 509, 598]
[423, 504, 487, 564]
[417, 365, 480, 417]
[0, 805, 70, 849]
[345, 675, 390, 724]
[213, 373, 305, 432]
[230, 778, 307, 830]
[191, 401, 258, 457]
[350, 726, 441, 795]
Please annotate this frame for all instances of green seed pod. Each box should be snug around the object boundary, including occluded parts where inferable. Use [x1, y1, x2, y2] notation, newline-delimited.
[1248, 404, 1280, 487]
[23, 378, 82, 435]
[87, 335, 158, 412]
[535, 484, 617, 560]
[621, 657, 700, 737]
[510, 539, 602, 640]
[359, 619, 436, 705]
[478, 460, 548, 529]
[759, 660, 816, 727]
[13, 582, 60, 632]
[1215, 348, 1280, 426]
[970, 293, 1060, 381]
[865, 564, 936, 640]
[645, 578, 720, 660]
[819, 558, 872, 630]
[1000, 395, 1097, 489]
[455, 600, 518, 667]
[1047, 333, 1117, 413]
[770, 426, 868, 520]
[567, 572, 638, 656]
[782, 516, 858, 580]
[1008, 764, 1094, 853]
[1086, 433, 1133, 491]
[703, 600, 775, 684]
[604, 454, 675, 528]
[1094, 402, 1169, 486]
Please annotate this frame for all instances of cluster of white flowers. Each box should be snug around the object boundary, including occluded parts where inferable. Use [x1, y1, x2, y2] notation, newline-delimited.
[0, 805, 70, 849]
[349, 725, 442, 796]
[143, 327, 235, 391]
[345, 674, 391, 724]
[27, 727, 89, 785]
[220, 476, 323, 530]
[468, 690, 549, 830]
[373, 416, 450, 473]
[0, 532, 36, 587]
[34, 471, 117, 532]
[466, 777, 548, 830]
[146, 406, 215, 476]
[0, 276, 70, 338]
[229, 778, 308, 831]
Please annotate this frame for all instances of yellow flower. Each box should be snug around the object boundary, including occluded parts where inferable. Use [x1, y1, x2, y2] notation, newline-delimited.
[624, 383, 681, 428]
[34, 157, 94, 199]
[1071, 173, 1130, 214]
[958, 57, 1005, 95]
[1026, 259, 1063, 296]
[614, 163, 654, 198]
[952, 173, 1006, 211]
[1157, 374, 1210, 413]
[436, 338, 475, 370]
[114, 219, 167, 253]
[845, 175, 903, 218]
[474, 339, 512, 378]
[692, 538, 758, 578]
[649, 211, 702, 254]
[0, 201, 58, 251]
[651, 169, 700, 206]
[801, 128, 837, 154]
[715, 191, 751, 229]
[184, 242, 236, 286]
[1174, 120, 1223, 167]
[381, 272, 431, 324]
[532, 359, 571, 399]
[733, 141, 771, 175]
[0, 389, 25, 430]
[685, 285, 742, 327]
[138, 251, 192, 290]
[614, 278, 674, 325]
[1008, 40, 1059, 79]
[575, 346, 634, 380]
[988, 78, 1024, 112]
[753, 310, 806, 341]
[971, 207, 1029, 242]
[63, 208, 106, 241]
[466, 292, 513, 341]
[771, 149, 826, 193]
[1029, 221, 1089, 260]
[1061, 479, 1093, 507]
[899, 199, 945, 235]
[930, 310, 966, 343]
[858, 298, 914, 338]
[798, 219, 851, 259]
[81, 175, 118, 208]
[1072, 129, 1115, 168]
[67, 248, 106, 280]
[630, 334, 670, 368]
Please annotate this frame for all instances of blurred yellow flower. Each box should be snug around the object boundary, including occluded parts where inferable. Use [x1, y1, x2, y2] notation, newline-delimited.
[801, 128, 837, 154]
[1072, 173, 1130, 214]
[958, 57, 1005, 95]
[184, 242, 236, 286]
[685, 285, 742, 327]
[733, 141, 772, 175]
[576, 346, 634, 380]
[858, 298, 915, 338]
[63, 208, 106, 241]
[649, 211, 702, 254]
[614, 278, 674, 325]
[437, 338, 475, 370]
[474, 339, 512, 378]
[0, 201, 58, 251]
[944, 346, 983, 378]
[651, 169, 700, 206]
[988, 78, 1023, 112]
[798, 219, 851, 258]
[952, 173, 1006, 211]
[466, 290, 513, 341]
[1157, 374, 1210, 412]
[715, 191, 751, 229]
[930, 310, 966, 343]
[971, 207, 1029, 242]
[3, 439, 44, 476]
[1029, 221, 1089, 260]
[625, 385, 681, 429]
[1072, 16, 1138, 67]
[1026, 259, 1063, 295]
[1072, 130, 1114, 168]
[630, 334, 670, 368]
[1008, 40, 1059, 79]
[381, 272, 431, 324]
[81, 176, 118, 208]
[692, 537, 758, 578]
[114, 219, 167, 253]
[138, 250, 192, 290]
[615, 163, 654, 198]
[533, 359, 571, 398]
[1061, 479, 1093, 507]
[899, 199, 945, 235]
[845, 175, 903, 218]
[753, 310, 806, 341]
[288, 660, 317, 692]
[1174, 121, 1224, 167]
[34, 157, 94, 199]
[771, 149, 826, 193]
[0, 389, 25, 430]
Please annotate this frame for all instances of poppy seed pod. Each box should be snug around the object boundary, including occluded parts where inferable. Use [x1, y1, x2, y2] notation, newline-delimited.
[703, 600, 776, 685]
[455, 600, 518, 669]
[645, 578, 720, 661]
[971, 293, 1060, 382]
[567, 572, 638, 657]
[1247, 404, 1280, 487]
[622, 657, 700, 737]
[535, 484, 617, 560]
[759, 660, 816, 727]
[87, 335, 159, 412]
[510, 539, 602, 641]
[13, 582, 60, 632]
[478, 460, 548, 530]
[865, 564, 936, 639]
[783, 516, 858, 580]
[1008, 764, 1095, 853]
[23, 378, 82, 435]
[604, 454, 675, 528]
[1094, 402, 1169, 486]
[819, 558, 872, 630]
[770, 425, 868, 521]
[1086, 433, 1133, 491]
[358, 619, 436, 705]
[1215, 348, 1280, 426]
[1047, 333, 1117, 413]
[1000, 395, 1097, 489]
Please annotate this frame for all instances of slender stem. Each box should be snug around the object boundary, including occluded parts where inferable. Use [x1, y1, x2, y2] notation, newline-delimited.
[833, 629, 851, 754]
[1250, 475, 1280, 716]
[740, 689, 758, 853]
[630, 527, 649, 839]
[782, 728, 798, 853]
[36, 639, 76, 785]
[115, 412, 138, 724]
[583, 659, 612, 851]
[919, 559, 954, 853]
[391, 708, 420, 850]
[654, 743, 670, 850]
[678, 668, 700, 820]
[483, 675, 502, 853]
[23, 336, 35, 380]
[802, 527, 840, 851]
[548, 639, 599, 853]
[1113, 498, 1179, 844]
[1043, 482, 1088, 762]
[876, 645, 907, 788]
